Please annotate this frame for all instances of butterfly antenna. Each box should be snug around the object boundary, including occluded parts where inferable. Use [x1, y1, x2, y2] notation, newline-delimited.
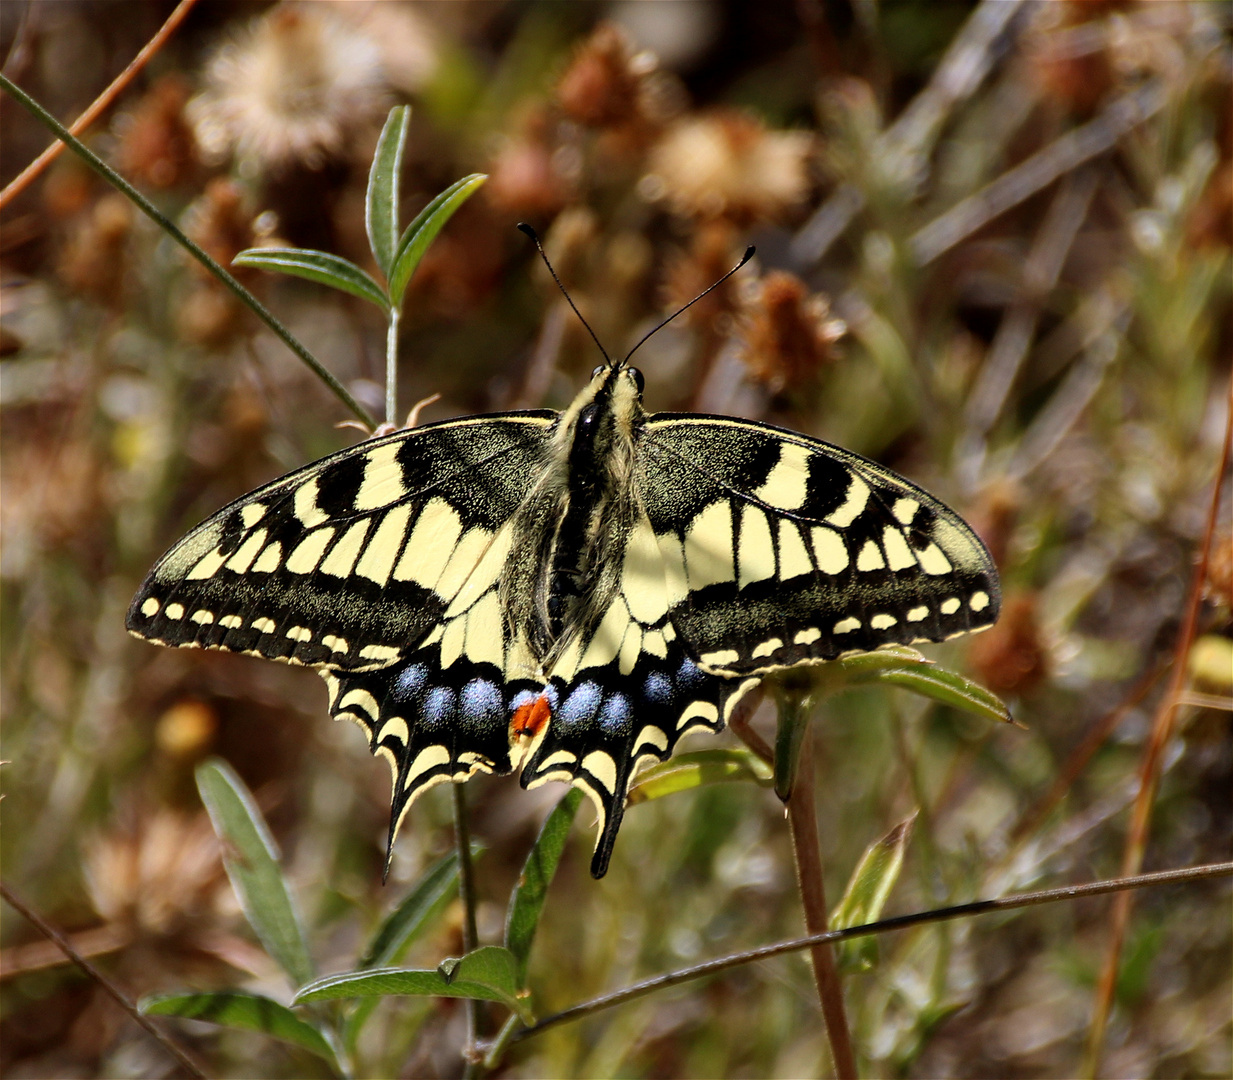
[623, 245, 755, 366]
[518, 222, 613, 367]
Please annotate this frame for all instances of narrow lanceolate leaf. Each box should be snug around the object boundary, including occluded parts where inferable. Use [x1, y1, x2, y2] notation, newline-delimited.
[233, 248, 390, 312]
[821, 646, 1013, 726]
[870, 665, 1013, 726]
[344, 843, 482, 1050]
[625, 750, 772, 806]
[388, 173, 487, 307]
[366, 105, 411, 277]
[141, 991, 338, 1068]
[506, 790, 583, 985]
[361, 845, 482, 970]
[831, 813, 916, 973]
[295, 946, 532, 1024]
[196, 760, 314, 988]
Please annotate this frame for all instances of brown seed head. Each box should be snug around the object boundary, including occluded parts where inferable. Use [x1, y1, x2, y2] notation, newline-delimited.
[114, 74, 199, 189]
[742, 271, 844, 393]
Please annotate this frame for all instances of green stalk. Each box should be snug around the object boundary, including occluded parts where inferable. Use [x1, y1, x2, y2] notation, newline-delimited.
[0, 71, 377, 429]
[385, 307, 401, 426]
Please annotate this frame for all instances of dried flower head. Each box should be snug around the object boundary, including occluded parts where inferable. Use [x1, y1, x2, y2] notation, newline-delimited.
[662, 221, 745, 336]
[84, 808, 224, 939]
[486, 107, 575, 219]
[189, 2, 386, 172]
[558, 22, 654, 129]
[57, 193, 133, 307]
[177, 178, 263, 345]
[114, 74, 198, 189]
[742, 271, 844, 394]
[644, 109, 813, 225]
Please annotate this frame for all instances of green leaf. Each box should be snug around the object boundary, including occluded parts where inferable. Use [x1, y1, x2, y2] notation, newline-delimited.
[626, 750, 772, 806]
[366, 105, 411, 277]
[361, 844, 482, 970]
[505, 789, 583, 985]
[233, 248, 390, 311]
[295, 946, 532, 1024]
[141, 991, 338, 1068]
[814, 647, 1013, 727]
[388, 173, 487, 307]
[196, 760, 314, 988]
[343, 843, 482, 1051]
[870, 666, 1013, 726]
[831, 813, 916, 972]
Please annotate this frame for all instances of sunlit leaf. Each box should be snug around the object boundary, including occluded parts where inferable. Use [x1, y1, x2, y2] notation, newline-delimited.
[141, 991, 338, 1068]
[506, 789, 582, 985]
[626, 749, 772, 806]
[871, 666, 1013, 726]
[815, 647, 1013, 726]
[344, 843, 482, 1051]
[196, 760, 314, 988]
[831, 812, 916, 972]
[295, 946, 532, 1024]
[388, 173, 486, 307]
[366, 105, 411, 277]
[233, 248, 390, 311]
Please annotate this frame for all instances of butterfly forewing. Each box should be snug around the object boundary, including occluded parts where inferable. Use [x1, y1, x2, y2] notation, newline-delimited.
[126, 414, 555, 672]
[640, 415, 1000, 674]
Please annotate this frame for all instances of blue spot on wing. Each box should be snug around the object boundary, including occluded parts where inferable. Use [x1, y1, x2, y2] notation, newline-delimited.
[461, 678, 503, 725]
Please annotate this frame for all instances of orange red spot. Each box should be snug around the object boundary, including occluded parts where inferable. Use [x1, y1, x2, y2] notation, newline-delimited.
[510, 694, 552, 739]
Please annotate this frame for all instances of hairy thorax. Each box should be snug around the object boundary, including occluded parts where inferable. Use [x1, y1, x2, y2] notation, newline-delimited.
[501, 366, 645, 669]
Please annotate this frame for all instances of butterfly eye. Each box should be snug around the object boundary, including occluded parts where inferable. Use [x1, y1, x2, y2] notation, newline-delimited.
[591, 365, 606, 379]
[630, 367, 645, 394]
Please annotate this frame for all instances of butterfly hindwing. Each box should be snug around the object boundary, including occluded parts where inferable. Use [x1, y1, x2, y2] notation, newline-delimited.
[639, 415, 1000, 675]
[126, 414, 555, 671]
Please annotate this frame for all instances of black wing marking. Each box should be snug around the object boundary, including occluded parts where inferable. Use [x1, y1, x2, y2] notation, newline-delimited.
[324, 645, 543, 875]
[524, 637, 759, 877]
[638, 415, 1000, 674]
[126, 414, 555, 672]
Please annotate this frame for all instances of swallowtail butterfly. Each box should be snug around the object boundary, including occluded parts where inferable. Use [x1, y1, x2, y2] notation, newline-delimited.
[127, 268, 1000, 879]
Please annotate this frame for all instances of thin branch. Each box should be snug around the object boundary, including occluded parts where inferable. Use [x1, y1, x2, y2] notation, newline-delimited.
[0, 72, 377, 429]
[909, 80, 1168, 266]
[1085, 379, 1233, 1076]
[789, 0, 1028, 267]
[510, 861, 1233, 1045]
[0, 0, 200, 210]
[786, 724, 857, 1078]
[0, 883, 210, 1080]
[958, 167, 1099, 477]
[452, 782, 483, 1078]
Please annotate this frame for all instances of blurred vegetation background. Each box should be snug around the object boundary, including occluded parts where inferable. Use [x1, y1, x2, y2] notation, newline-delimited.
[1, 1, 1230, 1077]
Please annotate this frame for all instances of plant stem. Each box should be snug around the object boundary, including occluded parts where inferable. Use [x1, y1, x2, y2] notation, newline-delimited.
[510, 860, 1233, 1044]
[0, 72, 377, 429]
[1083, 377, 1233, 1077]
[0, 0, 201, 209]
[385, 307, 400, 427]
[452, 782, 482, 1078]
[0, 883, 209, 1079]
[482, 1013, 523, 1073]
[785, 723, 858, 1079]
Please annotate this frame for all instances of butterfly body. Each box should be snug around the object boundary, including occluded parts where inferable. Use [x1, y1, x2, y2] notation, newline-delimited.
[128, 362, 999, 876]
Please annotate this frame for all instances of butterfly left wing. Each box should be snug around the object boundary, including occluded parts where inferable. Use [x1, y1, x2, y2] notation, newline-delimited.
[127, 415, 557, 870]
[127, 414, 555, 670]
[638, 415, 1000, 674]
